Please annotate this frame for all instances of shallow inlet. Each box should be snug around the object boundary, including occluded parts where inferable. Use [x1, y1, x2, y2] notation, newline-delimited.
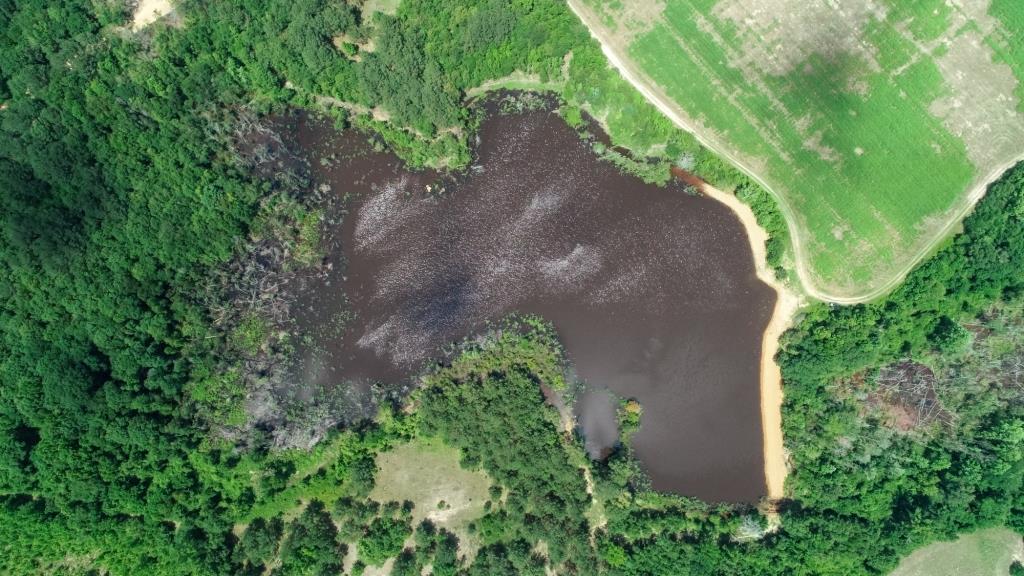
[282, 106, 776, 503]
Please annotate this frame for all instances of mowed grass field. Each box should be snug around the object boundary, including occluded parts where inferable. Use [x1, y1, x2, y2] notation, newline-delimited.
[578, 0, 1024, 299]
[888, 528, 1023, 576]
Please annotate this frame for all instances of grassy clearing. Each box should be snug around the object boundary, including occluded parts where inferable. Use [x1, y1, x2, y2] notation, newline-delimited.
[131, 0, 174, 30]
[578, 0, 1024, 299]
[369, 437, 492, 555]
[361, 0, 401, 19]
[888, 528, 1023, 576]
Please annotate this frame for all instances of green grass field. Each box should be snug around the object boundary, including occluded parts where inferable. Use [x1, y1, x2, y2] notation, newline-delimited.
[577, 0, 1024, 299]
[369, 437, 493, 557]
[888, 528, 1023, 576]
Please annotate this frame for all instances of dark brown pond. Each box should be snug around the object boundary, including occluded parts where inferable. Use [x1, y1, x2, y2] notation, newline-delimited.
[280, 104, 776, 503]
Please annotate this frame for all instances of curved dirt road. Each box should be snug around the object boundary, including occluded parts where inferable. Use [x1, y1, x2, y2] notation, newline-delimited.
[567, 0, 1024, 499]
[567, 0, 805, 499]
[567, 0, 1013, 306]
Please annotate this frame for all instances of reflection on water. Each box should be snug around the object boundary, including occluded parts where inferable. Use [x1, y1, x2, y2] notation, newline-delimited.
[280, 103, 775, 503]
[576, 388, 620, 460]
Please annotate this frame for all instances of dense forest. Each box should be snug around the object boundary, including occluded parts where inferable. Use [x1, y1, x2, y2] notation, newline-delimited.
[1, 0, 1022, 574]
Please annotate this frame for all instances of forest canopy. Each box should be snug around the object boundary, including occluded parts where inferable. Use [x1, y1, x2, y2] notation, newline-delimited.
[0, 0, 1022, 575]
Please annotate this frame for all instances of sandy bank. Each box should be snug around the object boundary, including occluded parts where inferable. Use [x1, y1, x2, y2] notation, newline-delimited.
[567, 0, 799, 499]
[671, 169, 796, 499]
[698, 182, 799, 500]
[567, 0, 1022, 307]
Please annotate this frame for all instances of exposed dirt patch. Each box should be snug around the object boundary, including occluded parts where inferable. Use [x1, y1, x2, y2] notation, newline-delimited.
[802, 131, 841, 164]
[131, 0, 174, 30]
[331, 33, 367, 61]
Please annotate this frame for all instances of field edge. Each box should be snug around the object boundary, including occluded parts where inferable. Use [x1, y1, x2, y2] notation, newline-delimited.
[567, 0, 1022, 305]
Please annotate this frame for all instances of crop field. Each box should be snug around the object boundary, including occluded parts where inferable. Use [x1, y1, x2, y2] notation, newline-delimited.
[574, 0, 1024, 300]
[888, 528, 1023, 576]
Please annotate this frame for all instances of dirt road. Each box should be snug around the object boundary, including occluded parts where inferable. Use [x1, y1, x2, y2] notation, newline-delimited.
[566, 0, 1013, 307]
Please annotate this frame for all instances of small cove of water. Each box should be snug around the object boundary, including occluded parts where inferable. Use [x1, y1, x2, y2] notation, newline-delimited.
[279, 106, 776, 503]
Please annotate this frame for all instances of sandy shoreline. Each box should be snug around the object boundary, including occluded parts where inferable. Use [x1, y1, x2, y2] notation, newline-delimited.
[698, 182, 798, 500]
[565, 0, 1020, 310]
[567, 0, 798, 499]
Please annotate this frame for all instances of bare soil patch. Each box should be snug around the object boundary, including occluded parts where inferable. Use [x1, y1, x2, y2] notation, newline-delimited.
[131, 0, 173, 30]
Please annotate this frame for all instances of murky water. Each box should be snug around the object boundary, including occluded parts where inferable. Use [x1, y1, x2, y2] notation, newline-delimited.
[279, 104, 776, 503]
[576, 389, 620, 460]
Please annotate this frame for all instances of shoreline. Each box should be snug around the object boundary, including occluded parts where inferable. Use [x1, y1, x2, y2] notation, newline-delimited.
[671, 168, 796, 498]
[566, 0, 798, 499]
[697, 181, 799, 501]
[564, 0, 1014, 307]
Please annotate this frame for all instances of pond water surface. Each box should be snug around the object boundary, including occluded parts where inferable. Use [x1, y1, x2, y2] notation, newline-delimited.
[280, 106, 776, 503]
